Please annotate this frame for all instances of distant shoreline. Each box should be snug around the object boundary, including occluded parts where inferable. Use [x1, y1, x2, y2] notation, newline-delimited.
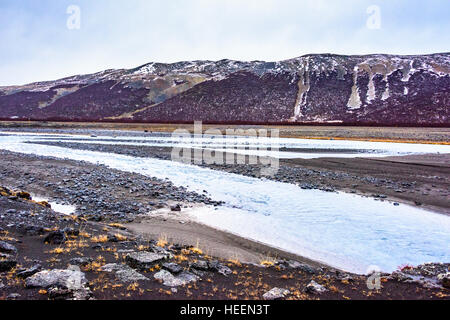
[1, 121, 450, 144]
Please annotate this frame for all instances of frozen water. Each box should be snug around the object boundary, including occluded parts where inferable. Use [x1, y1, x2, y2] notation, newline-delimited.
[6, 130, 449, 159]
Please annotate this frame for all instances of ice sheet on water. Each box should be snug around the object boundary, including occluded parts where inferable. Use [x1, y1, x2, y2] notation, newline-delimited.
[18, 131, 450, 159]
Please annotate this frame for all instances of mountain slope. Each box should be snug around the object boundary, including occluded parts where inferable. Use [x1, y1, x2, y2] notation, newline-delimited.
[0, 53, 449, 125]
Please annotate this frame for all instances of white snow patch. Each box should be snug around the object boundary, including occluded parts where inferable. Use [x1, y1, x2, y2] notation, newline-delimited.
[32, 195, 76, 215]
[381, 85, 390, 101]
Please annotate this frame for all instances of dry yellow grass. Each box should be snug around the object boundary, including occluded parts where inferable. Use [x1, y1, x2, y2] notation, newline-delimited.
[259, 253, 278, 267]
[156, 234, 168, 247]
[91, 235, 108, 243]
[113, 233, 128, 241]
[108, 223, 126, 230]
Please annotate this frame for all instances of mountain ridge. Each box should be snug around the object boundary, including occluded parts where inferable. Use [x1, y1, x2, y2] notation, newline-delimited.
[1, 53, 449, 125]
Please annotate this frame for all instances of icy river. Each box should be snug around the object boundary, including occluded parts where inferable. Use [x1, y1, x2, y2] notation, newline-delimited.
[1, 132, 449, 274]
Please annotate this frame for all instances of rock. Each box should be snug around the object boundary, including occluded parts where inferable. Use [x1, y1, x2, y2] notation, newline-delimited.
[305, 280, 328, 295]
[263, 287, 290, 300]
[26, 269, 87, 290]
[0, 241, 17, 254]
[437, 272, 450, 288]
[62, 227, 79, 237]
[70, 257, 93, 267]
[389, 271, 413, 282]
[6, 209, 16, 214]
[48, 287, 72, 299]
[100, 263, 149, 283]
[17, 264, 42, 278]
[208, 260, 232, 276]
[44, 231, 66, 244]
[0, 253, 12, 259]
[125, 251, 168, 270]
[190, 260, 209, 271]
[170, 204, 181, 212]
[162, 262, 183, 274]
[71, 288, 93, 300]
[7, 293, 21, 300]
[16, 191, 31, 200]
[295, 262, 317, 274]
[154, 270, 198, 287]
[107, 234, 119, 242]
[24, 225, 45, 236]
[0, 259, 17, 272]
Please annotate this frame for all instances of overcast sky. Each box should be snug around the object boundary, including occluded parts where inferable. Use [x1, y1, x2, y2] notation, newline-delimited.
[0, 0, 449, 86]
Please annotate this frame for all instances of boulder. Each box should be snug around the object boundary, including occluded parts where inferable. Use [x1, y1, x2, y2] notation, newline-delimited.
[437, 272, 450, 288]
[0, 241, 17, 254]
[208, 260, 232, 276]
[17, 264, 42, 278]
[70, 257, 93, 267]
[154, 270, 198, 287]
[389, 271, 413, 282]
[62, 227, 80, 237]
[297, 263, 318, 274]
[0, 259, 17, 272]
[26, 269, 87, 290]
[263, 287, 290, 300]
[125, 251, 168, 270]
[7, 293, 21, 300]
[23, 225, 45, 236]
[305, 280, 328, 295]
[44, 231, 66, 245]
[162, 262, 183, 274]
[170, 204, 181, 212]
[190, 260, 209, 271]
[100, 263, 149, 283]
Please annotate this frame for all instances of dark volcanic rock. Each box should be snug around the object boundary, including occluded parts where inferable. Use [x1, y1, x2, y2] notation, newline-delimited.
[162, 262, 183, 274]
[0, 240, 17, 254]
[44, 231, 67, 245]
[125, 252, 168, 270]
[17, 264, 42, 278]
[0, 259, 17, 272]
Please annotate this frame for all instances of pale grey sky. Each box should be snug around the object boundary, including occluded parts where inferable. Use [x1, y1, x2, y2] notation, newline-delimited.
[0, 0, 449, 85]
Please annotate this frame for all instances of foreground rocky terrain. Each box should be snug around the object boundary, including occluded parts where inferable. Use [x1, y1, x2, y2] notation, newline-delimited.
[0, 53, 449, 125]
[1, 183, 449, 300]
[0, 146, 449, 300]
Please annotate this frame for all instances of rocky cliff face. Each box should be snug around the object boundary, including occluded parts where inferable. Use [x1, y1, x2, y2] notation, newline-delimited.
[1, 53, 449, 125]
